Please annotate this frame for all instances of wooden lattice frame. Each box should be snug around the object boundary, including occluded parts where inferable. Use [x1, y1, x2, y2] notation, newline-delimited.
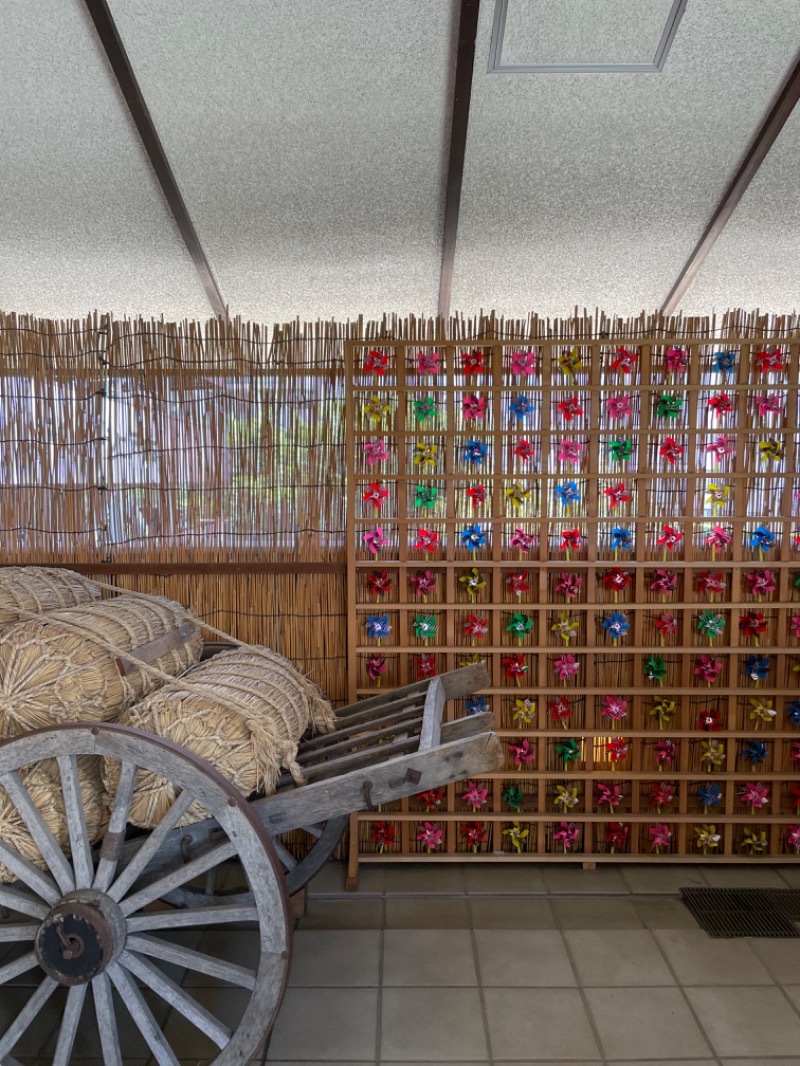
[345, 332, 800, 870]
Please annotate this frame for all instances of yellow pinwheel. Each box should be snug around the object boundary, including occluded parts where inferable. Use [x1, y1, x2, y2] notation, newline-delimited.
[705, 483, 730, 511]
[741, 828, 768, 854]
[558, 347, 583, 379]
[759, 438, 784, 463]
[513, 698, 536, 725]
[553, 784, 579, 812]
[504, 482, 531, 509]
[749, 696, 776, 729]
[414, 442, 438, 468]
[649, 697, 675, 729]
[551, 614, 578, 645]
[363, 394, 391, 424]
[694, 824, 721, 853]
[502, 822, 529, 854]
[700, 739, 725, 769]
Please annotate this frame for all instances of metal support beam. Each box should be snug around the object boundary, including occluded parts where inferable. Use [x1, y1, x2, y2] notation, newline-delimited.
[83, 0, 226, 318]
[662, 48, 800, 315]
[438, 0, 481, 320]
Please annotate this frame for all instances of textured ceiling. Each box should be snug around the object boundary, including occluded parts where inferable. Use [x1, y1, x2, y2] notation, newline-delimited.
[451, 0, 800, 318]
[107, 0, 459, 323]
[500, 0, 675, 67]
[0, 0, 208, 319]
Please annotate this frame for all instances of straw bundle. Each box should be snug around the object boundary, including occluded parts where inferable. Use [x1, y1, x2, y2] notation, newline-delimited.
[0, 567, 99, 627]
[0, 756, 108, 884]
[0, 595, 203, 738]
[105, 647, 336, 829]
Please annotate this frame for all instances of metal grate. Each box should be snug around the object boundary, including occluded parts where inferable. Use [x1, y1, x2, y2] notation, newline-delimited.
[680, 887, 800, 938]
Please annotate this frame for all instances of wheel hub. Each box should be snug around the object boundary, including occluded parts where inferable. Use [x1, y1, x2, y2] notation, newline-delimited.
[34, 890, 126, 986]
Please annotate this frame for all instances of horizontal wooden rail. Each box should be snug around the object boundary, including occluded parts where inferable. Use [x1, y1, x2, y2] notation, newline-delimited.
[0, 561, 346, 575]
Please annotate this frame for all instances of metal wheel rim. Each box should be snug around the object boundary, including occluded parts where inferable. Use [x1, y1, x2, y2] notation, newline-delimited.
[0, 723, 291, 1066]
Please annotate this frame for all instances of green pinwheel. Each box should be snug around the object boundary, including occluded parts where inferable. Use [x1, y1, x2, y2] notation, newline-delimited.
[413, 614, 437, 643]
[414, 484, 438, 509]
[507, 611, 533, 645]
[644, 655, 668, 685]
[413, 396, 437, 423]
[697, 610, 726, 643]
[608, 438, 633, 462]
[656, 393, 683, 418]
[502, 784, 524, 811]
[556, 738, 581, 767]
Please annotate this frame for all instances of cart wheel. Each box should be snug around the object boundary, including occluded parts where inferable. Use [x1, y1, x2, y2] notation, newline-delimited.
[163, 814, 348, 909]
[0, 723, 291, 1066]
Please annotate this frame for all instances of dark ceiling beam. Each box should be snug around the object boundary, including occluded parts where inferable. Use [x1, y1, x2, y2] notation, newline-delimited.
[438, 0, 481, 320]
[662, 48, 800, 315]
[83, 0, 226, 318]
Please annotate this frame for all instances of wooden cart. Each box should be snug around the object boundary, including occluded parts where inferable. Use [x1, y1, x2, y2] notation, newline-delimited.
[0, 663, 500, 1065]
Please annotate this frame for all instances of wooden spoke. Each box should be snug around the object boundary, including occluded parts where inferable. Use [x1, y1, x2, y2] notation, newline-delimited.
[92, 972, 123, 1066]
[93, 760, 138, 892]
[0, 770, 75, 893]
[0, 975, 57, 1059]
[0, 884, 49, 920]
[119, 839, 237, 916]
[0, 840, 61, 905]
[57, 755, 94, 890]
[107, 790, 195, 902]
[303, 823, 323, 840]
[127, 904, 259, 932]
[271, 837, 298, 870]
[0, 951, 38, 986]
[125, 934, 256, 990]
[107, 960, 181, 1066]
[52, 983, 87, 1066]
[121, 950, 231, 1049]
[0, 922, 38, 942]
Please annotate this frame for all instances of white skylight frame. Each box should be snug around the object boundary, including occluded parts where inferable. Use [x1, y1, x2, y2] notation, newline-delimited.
[487, 0, 688, 73]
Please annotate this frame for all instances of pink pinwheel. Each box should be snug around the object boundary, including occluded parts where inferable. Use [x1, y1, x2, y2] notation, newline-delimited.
[513, 439, 535, 462]
[740, 782, 769, 810]
[790, 615, 800, 639]
[364, 348, 390, 375]
[656, 526, 683, 552]
[754, 394, 784, 418]
[604, 482, 631, 509]
[365, 655, 386, 682]
[409, 569, 436, 598]
[655, 739, 676, 768]
[415, 350, 439, 375]
[557, 396, 583, 422]
[706, 435, 734, 463]
[650, 824, 672, 852]
[416, 821, 442, 852]
[659, 437, 684, 465]
[705, 526, 732, 554]
[553, 653, 579, 682]
[548, 696, 572, 726]
[559, 528, 581, 553]
[462, 394, 487, 420]
[595, 782, 622, 810]
[554, 822, 580, 851]
[650, 783, 674, 810]
[511, 350, 537, 375]
[414, 528, 439, 554]
[746, 569, 776, 598]
[606, 738, 629, 764]
[787, 825, 800, 854]
[755, 347, 784, 374]
[694, 655, 723, 683]
[510, 527, 534, 554]
[602, 695, 628, 722]
[664, 346, 688, 374]
[611, 347, 637, 374]
[555, 572, 582, 599]
[606, 395, 632, 420]
[506, 570, 530, 598]
[363, 526, 389, 554]
[792, 741, 800, 763]
[363, 440, 389, 466]
[557, 439, 583, 463]
[509, 738, 536, 768]
[462, 780, 488, 811]
[650, 569, 677, 596]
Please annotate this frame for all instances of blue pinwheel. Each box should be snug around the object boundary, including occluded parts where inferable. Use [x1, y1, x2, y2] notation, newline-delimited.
[741, 739, 768, 768]
[509, 394, 533, 421]
[610, 527, 632, 551]
[744, 654, 770, 682]
[554, 481, 580, 508]
[365, 613, 392, 640]
[712, 351, 736, 374]
[460, 524, 487, 551]
[466, 695, 487, 716]
[464, 439, 488, 464]
[696, 782, 723, 809]
[786, 700, 800, 726]
[749, 526, 775, 552]
[601, 611, 630, 641]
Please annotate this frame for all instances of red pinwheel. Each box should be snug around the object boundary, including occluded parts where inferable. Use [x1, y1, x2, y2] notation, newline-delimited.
[416, 788, 445, 812]
[370, 822, 395, 852]
[362, 482, 389, 510]
[461, 349, 485, 376]
[650, 783, 674, 809]
[464, 614, 488, 640]
[557, 396, 583, 422]
[754, 347, 784, 374]
[364, 348, 390, 375]
[415, 654, 437, 680]
[509, 738, 535, 767]
[611, 347, 637, 374]
[694, 655, 723, 683]
[708, 392, 733, 417]
[466, 483, 487, 507]
[560, 528, 581, 553]
[602, 567, 631, 592]
[740, 611, 768, 640]
[548, 696, 572, 725]
[699, 708, 723, 731]
[367, 571, 392, 599]
[506, 570, 530, 598]
[659, 437, 684, 465]
[792, 784, 800, 812]
[656, 525, 683, 551]
[606, 738, 629, 763]
[513, 439, 535, 462]
[503, 654, 528, 683]
[655, 611, 678, 637]
[697, 569, 726, 597]
[606, 822, 629, 851]
[414, 528, 439, 554]
[604, 482, 631, 509]
[460, 821, 487, 852]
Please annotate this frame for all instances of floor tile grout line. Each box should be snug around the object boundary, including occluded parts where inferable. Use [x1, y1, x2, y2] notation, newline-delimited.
[374, 894, 386, 1066]
[648, 930, 725, 1066]
[555, 908, 609, 1066]
[746, 937, 800, 1024]
[468, 901, 496, 1066]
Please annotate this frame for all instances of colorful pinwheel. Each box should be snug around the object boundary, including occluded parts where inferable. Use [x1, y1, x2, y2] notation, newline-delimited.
[509, 394, 533, 421]
[741, 739, 768, 768]
[655, 739, 676, 768]
[606, 395, 632, 420]
[644, 655, 668, 685]
[415, 350, 439, 375]
[650, 824, 672, 853]
[548, 696, 572, 728]
[697, 568, 726, 597]
[694, 655, 723, 684]
[503, 822, 529, 854]
[700, 738, 725, 769]
[650, 569, 678, 596]
[371, 821, 395, 852]
[694, 824, 721, 853]
[464, 439, 488, 464]
[664, 346, 688, 374]
[415, 654, 437, 680]
[750, 526, 776, 556]
[416, 787, 444, 812]
[654, 612, 678, 643]
[414, 442, 439, 469]
[459, 567, 485, 602]
[699, 708, 723, 731]
[791, 740, 800, 763]
[656, 526, 683, 555]
[554, 821, 580, 852]
[414, 528, 439, 554]
[511, 349, 537, 375]
[364, 395, 391, 424]
[367, 570, 392, 599]
[465, 483, 487, 507]
[557, 396, 583, 422]
[650, 697, 675, 729]
[503, 784, 524, 811]
[704, 527, 732, 557]
[660, 437, 684, 465]
[413, 614, 437, 642]
[553, 653, 579, 683]
[787, 826, 800, 854]
[363, 526, 389, 555]
[414, 484, 438, 509]
[416, 821, 443, 852]
[603, 567, 631, 593]
[503, 653, 528, 684]
[412, 396, 437, 423]
[786, 701, 800, 726]
[606, 737, 629, 764]
[557, 348, 583, 379]
[708, 391, 734, 417]
[363, 439, 389, 466]
[711, 350, 735, 374]
[461, 821, 487, 853]
[650, 783, 674, 812]
[596, 782, 622, 811]
[509, 738, 535, 768]
[554, 784, 579, 812]
[362, 482, 389, 511]
[465, 695, 487, 716]
[601, 695, 628, 721]
[602, 612, 630, 641]
[554, 481, 581, 509]
[513, 439, 535, 462]
[509, 611, 534, 643]
[656, 393, 683, 419]
[366, 655, 387, 683]
[754, 347, 783, 374]
[793, 785, 800, 813]
[608, 438, 633, 462]
[364, 348, 390, 375]
[706, 435, 733, 463]
[462, 780, 488, 811]
[606, 823, 629, 852]
[697, 610, 726, 643]
[759, 438, 784, 463]
[740, 610, 768, 642]
[460, 524, 487, 554]
[744, 654, 770, 682]
[604, 481, 631, 510]
[697, 782, 723, 813]
[462, 393, 487, 420]
[559, 528, 581, 555]
[461, 349, 485, 376]
[504, 482, 531, 509]
[506, 570, 530, 598]
[464, 614, 488, 642]
[706, 484, 730, 510]
[510, 527, 534, 555]
[557, 439, 583, 463]
[610, 527, 632, 553]
[741, 827, 768, 855]
[365, 613, 392, 641]
[409, 569, 436, 599]
[753, 393, 783, 418]
[555, 571, 582, 599]
[739, 782, 769, 812]
[513, 697, 536, 725]
[611, 346, 637, 374]
[790, 615, 800, 639]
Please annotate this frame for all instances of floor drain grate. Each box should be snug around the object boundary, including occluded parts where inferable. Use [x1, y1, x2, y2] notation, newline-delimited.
[680, 887, 800, 937]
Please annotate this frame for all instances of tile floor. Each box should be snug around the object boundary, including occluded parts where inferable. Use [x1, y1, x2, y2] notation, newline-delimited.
[5, 861, 800, 1065]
